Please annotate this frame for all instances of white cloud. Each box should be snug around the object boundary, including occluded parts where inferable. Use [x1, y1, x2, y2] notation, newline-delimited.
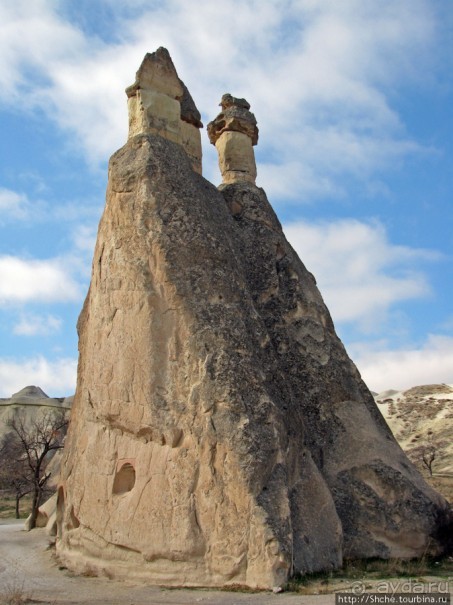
[0, 355, 76, 397]
[350, 334, 453, 393]
[13, 313, 62, 336]
[0, 0, 441, 197]
[0, 255, 82, 305]
[257, 160, 341, 202]
[72, 224, 98, 254]
[0, 188, 30, 220]
[61, 224, 99, 283]
[440, 315, 453, 332]
[284, 218, 440, 329]
[0, 185, 103, 226]
[0, 0, 88, 98]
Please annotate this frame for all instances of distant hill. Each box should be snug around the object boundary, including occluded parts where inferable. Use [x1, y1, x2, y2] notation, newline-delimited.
[0, 386, 73, 491]
[0, 384, 73, 408]
[0, 385, 72, 440]
[375, 383, 453, 502]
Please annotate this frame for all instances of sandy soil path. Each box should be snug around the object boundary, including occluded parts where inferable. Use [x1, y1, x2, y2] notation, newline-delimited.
[0, 520, 334, 605]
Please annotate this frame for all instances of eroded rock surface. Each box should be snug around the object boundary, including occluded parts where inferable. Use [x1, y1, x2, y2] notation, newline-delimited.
[57, 50, 452, 590]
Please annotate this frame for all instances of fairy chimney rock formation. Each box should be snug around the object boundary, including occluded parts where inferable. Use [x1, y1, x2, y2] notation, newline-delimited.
[126, 47, 203, 173]
[57, 49, 452, 590]
[207, 93, 258, 184]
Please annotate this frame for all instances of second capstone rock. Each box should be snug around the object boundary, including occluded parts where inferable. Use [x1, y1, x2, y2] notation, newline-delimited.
[207, 94, 258, 185]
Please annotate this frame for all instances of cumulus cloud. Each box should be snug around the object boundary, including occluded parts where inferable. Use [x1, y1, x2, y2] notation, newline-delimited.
[0, 207, 96, 313]
[0, 255, 82, 305]
[72, 224, 98, 254]
[0, 0, 440, 196]
[0, 0, 87, 99]
[0, 185, 101, 226]
[0, 187, 30, 221]
[13, 313, 62, 336]
[0, 355, 77, 397]
[350, 334, 453, 393]
[284, 218, 440, 329]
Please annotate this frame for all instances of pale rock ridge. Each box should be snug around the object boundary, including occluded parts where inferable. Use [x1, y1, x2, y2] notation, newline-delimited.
[207, 94, 258, 185]
[377, 384, 453, 476]
[126, 47, 203, 174]
[0, 386, 72, 485]
[0, 385, 69, 415]
[56, 49, 452, 590]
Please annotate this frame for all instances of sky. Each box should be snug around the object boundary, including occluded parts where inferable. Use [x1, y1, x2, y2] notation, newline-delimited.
[0, 0, 452, 396]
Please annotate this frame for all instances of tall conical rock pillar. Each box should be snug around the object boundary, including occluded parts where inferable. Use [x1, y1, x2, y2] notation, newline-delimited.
[56, 50, 452, 589]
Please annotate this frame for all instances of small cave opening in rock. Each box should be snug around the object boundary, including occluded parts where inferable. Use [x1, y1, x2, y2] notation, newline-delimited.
[113, 462, 136, 495]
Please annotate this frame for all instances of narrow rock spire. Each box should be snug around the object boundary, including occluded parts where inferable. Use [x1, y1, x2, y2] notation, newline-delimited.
[207, 94, 258, 185]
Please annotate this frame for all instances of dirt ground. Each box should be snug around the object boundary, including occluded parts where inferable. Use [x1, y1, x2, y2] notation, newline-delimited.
[1, 520, 451, 605]
[0, 520, 335, 605]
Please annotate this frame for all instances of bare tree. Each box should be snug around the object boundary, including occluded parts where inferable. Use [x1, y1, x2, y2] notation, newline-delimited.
[0, 432, 32, 518]
[2, 408, 68, 529]
[408, 435, 447, 477]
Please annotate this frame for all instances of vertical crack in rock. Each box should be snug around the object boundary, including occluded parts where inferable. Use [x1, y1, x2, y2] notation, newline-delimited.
[57, 48, 452, 589]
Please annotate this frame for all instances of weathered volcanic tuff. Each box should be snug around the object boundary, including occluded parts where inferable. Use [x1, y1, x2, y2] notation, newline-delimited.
[56, 49, 452, 589]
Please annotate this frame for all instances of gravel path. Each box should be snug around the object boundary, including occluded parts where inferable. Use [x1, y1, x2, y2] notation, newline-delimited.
[0, 521, 334, 605]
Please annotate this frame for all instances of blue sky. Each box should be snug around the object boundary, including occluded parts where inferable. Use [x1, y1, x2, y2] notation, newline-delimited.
[0, 0, 452, 396]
